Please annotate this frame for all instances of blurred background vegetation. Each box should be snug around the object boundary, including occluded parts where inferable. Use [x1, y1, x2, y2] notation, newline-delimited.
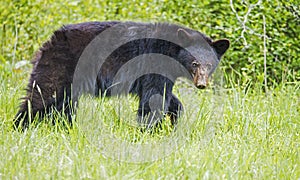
[0, 0, 299, 89]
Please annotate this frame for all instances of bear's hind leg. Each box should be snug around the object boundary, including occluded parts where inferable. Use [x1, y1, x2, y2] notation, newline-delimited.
[14, 85, 72, 130]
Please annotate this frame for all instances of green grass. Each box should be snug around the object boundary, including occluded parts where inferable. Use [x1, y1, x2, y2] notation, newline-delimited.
[1, 65, 299, 178]
[1, 0, 299, 179]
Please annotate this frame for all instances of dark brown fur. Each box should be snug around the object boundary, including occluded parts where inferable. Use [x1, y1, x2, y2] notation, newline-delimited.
[14, 21, 229, 129]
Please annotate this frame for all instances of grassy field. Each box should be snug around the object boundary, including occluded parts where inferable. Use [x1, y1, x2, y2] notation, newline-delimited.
[1, 69, 299, 179]
[1, 0, 299, 179]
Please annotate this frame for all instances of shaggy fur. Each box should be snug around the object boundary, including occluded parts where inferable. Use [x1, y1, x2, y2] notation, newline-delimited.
[14, 21, 230, 129]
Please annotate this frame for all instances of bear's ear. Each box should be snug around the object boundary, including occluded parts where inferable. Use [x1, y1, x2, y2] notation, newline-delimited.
[177, 28, 193, 46]
[212, 39, 230, 57]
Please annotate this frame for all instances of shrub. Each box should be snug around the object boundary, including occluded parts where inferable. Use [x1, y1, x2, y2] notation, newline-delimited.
[0, 0, 299, 88]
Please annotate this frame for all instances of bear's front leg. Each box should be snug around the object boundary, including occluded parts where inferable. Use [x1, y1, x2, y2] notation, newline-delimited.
[167, 94, 183, 126]
[137, 91, 172, 130]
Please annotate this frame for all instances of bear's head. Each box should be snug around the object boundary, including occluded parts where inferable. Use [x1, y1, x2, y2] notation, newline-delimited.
[176, 28, 230, 89]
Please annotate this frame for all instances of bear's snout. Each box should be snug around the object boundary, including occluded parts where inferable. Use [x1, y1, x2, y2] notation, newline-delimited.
[193, 68, 208, 89]
[195, 79, 207, 89]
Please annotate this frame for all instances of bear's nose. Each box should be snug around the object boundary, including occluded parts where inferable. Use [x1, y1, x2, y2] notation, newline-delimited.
[196, 84, 206, 89]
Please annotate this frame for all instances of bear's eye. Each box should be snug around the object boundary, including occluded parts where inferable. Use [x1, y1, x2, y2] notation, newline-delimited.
[192, 62, 198, 67]
[206, 63, 212, 70]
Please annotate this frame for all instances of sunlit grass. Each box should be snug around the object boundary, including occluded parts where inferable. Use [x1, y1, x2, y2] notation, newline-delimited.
[1, 65, 299, 178]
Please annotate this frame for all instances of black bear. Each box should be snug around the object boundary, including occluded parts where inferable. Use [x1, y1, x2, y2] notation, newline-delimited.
[14, 21, 230, 129]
